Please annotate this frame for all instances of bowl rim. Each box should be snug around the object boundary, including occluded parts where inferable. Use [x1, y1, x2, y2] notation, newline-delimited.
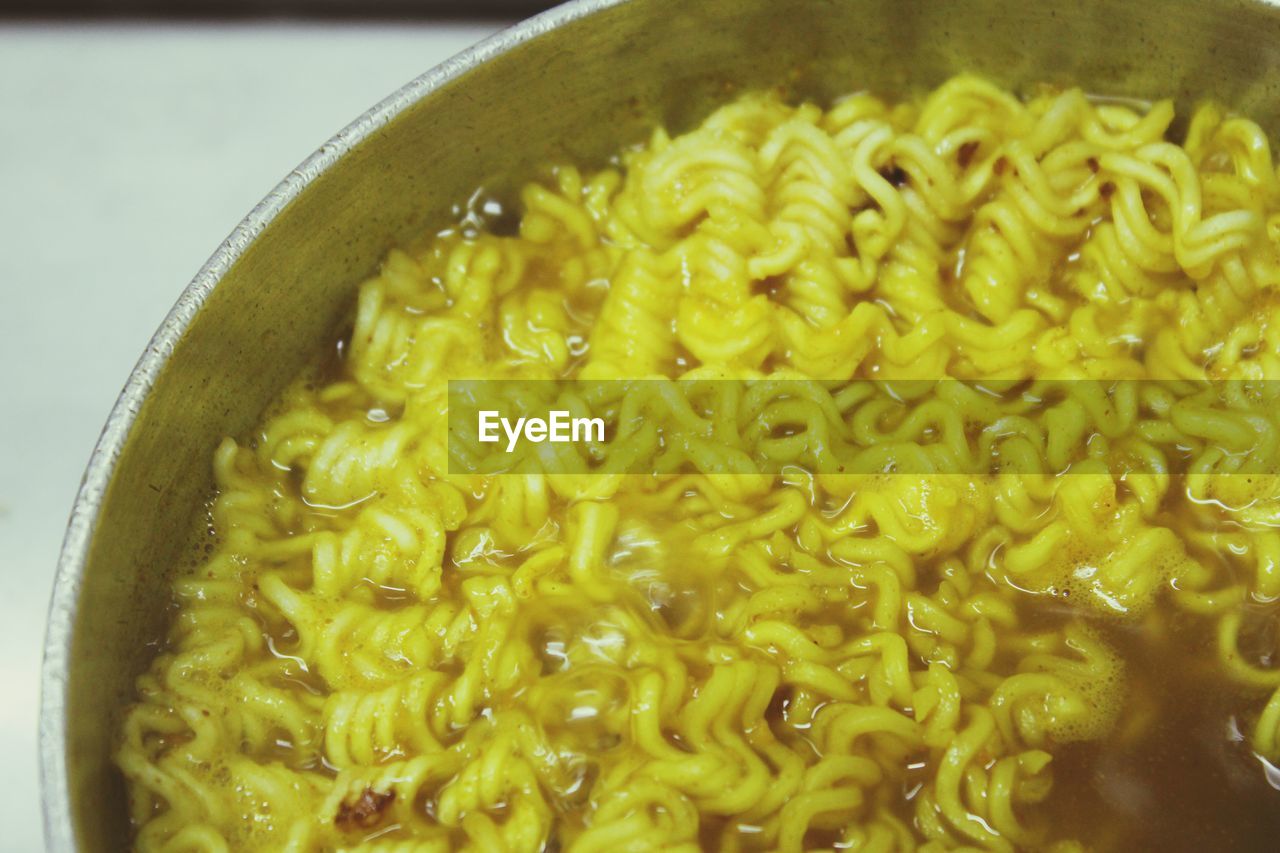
[36, 1, 622, 848]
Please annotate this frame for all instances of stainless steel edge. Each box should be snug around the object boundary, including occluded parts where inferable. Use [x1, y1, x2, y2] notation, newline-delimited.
[37, 2, 622, 849]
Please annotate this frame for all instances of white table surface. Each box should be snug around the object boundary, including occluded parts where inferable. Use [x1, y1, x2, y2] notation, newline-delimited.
[0, 20, 507, 851]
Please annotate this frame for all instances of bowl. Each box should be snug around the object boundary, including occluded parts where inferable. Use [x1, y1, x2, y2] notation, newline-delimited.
[39, 0, 1280, 849]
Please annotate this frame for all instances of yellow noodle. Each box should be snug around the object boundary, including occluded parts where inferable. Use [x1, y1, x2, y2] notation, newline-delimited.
[118, 76, 1280, 851]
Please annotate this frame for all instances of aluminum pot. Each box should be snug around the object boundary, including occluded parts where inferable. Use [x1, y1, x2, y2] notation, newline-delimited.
[39, 0, 1280, 849]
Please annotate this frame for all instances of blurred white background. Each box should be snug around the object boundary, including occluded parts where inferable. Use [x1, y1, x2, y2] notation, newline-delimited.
[0, 20, 507, 850]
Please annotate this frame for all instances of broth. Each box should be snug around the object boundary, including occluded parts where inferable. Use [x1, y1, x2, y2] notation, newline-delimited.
[116, 75, 1280, 852]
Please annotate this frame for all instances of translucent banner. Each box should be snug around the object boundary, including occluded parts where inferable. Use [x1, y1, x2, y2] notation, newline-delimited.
[446, 378, 1280, 476]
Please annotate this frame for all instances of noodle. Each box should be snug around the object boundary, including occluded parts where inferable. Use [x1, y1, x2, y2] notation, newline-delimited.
[118, 75, 1280, 851]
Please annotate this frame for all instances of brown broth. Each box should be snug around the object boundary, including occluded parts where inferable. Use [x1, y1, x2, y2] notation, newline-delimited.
[1035, 604, 1280, 852]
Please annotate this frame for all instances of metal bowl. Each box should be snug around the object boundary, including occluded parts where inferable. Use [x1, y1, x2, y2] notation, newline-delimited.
[39, 0, 1280, 849]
